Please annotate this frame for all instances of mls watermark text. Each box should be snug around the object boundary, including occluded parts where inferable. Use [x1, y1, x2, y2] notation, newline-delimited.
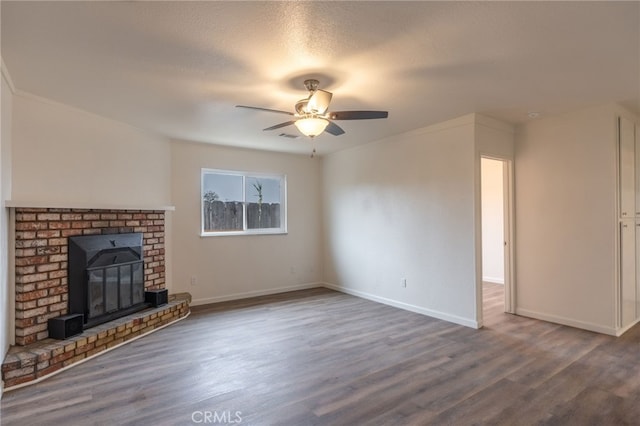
[191, 410, 243, 424]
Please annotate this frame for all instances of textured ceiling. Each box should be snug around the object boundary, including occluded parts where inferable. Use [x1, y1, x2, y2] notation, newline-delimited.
[2, 1, 639, 155]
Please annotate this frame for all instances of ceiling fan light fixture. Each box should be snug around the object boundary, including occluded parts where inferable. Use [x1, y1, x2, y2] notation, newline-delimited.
[294, 117, 329, 138]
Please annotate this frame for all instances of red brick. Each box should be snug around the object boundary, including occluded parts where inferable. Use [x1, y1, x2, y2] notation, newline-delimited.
[15, 317, 37, 328]
[37, 351, 52, 362]
[37, 263, 60, 273]
[15, 222, 49, 231]
[71, 221, 91, 229]
[48, 221, 71, 229]
[15, 231, 37, 240]
[15, 239, 48, 249]
[37, 230, 61, 238]
[37, 295, 61, 307]
[15, 323, 48, 336]
[15, 289, 48, 302]
[15, 265, 36, 275]
[48, 301, 67, 312]
[4, 373, 36, 388]
[16, 213, 37, 221]
[48, 269, 67, 279]
[49, 253, 69, 262]
[37, 213, 61, 221]
[47, 238, 67, 246]
[15, 272, 48, 284]
[37, 246, 61, 256]
[35, 279, 61, 289]
[49, 285, 68, 296]
[61, 229, 83, 237]
[100, 213, 117, 220]
[15, 248, 37, 257]
[106, 338, 124, 349]
[82, 213, 100, 220]
[15, 306, 48, 320]
[51, 351, 74, 365]
[82, 228, 102, 235]
[63, 354, 86, 367]
[36, 363, 62, 378]
[86, 345, 106, 357]
[16, 300, 38, 310]
[61, 213, 83, 221]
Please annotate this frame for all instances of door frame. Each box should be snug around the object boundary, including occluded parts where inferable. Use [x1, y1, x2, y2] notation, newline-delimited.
[478, 155, 516, 327]
[502, 158, 516, 314]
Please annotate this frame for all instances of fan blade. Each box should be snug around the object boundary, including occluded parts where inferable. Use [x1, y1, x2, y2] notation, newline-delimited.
[307, 89, 333, 114]
[263, 121, 296, 131]
[236, 105, 294, 116]
[329, 111, 388, 120]
[325, 121, 345, 136]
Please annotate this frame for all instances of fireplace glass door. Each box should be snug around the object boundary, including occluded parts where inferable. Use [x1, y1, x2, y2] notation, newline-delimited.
[86, 260, 144, 322]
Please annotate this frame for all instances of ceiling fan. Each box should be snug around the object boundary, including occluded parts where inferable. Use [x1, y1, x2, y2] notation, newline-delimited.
[236, 79, 388, 138]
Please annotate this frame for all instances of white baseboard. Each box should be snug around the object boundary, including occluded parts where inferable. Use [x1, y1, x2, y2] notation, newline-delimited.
[190, 282, 324, 306]
[322, 282, 479, 329]
[515, 307, 618, 336]
[482, 277, 504, 285]
[615, 317, 640, 337]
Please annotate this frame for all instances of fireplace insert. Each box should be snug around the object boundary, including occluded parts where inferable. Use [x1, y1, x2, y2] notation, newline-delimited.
[68, 233, 147, 328]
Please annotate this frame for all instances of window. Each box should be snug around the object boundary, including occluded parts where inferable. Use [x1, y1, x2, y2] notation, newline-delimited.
[201, 169, 287, 236]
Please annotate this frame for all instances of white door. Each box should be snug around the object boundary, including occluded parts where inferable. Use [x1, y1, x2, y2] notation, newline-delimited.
[480, 156, 515, 322]
[621, 221, 636, 327]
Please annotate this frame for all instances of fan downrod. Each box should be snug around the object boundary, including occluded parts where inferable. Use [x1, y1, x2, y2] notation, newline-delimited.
[303, 79, 320, 92]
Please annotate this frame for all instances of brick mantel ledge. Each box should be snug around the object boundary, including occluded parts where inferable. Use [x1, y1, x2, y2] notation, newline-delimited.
[5, 201, 175, 211]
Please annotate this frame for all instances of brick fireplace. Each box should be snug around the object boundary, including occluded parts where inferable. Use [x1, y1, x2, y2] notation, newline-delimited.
[14, 208, 166, 346]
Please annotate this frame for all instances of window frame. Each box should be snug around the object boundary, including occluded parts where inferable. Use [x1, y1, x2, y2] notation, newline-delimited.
[200, 168, 287, 237]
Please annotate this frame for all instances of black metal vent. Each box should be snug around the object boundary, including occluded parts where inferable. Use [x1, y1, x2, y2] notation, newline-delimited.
[278, 133, 300, 139]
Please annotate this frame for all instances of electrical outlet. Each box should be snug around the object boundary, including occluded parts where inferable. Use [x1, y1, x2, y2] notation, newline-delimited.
[190, 276, 197, 286]
[402, 278, 407, 288]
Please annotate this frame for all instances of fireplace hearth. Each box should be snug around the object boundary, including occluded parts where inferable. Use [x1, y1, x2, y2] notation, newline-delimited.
[68, 233, 147, 328]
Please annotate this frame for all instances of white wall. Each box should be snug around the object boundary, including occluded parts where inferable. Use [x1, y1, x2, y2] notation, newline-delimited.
[10, 92, 173, 297]
[481, 158, 504, 284]
[170, 140, 323, 304]
[11, 94, 171, 207]
[1, 66, 14, 396]
[515, 104, 618, 333]
[322, 115, 479, 327]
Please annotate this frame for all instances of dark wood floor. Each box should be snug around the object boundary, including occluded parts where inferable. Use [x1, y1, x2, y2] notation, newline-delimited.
[2, 285, 639, 425]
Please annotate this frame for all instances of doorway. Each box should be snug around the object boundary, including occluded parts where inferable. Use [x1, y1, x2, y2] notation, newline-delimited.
[480, 157, 514, 326]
